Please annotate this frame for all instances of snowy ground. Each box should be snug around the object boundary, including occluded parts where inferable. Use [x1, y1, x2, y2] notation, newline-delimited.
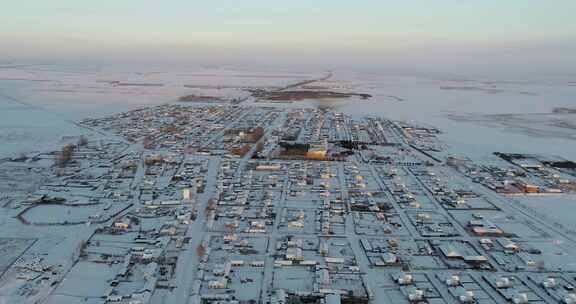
[515, 195, 576, 231]
[0, 82, 85, 158]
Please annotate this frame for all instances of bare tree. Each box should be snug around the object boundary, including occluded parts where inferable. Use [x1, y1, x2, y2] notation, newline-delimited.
[78, 135, 89, 146]
[56, 144, 75, 167]
[205, 198, 217, 213]
[196, 244, 206, 258]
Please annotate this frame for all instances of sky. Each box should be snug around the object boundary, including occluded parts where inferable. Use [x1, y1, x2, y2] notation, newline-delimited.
[1, 1, 576, 74]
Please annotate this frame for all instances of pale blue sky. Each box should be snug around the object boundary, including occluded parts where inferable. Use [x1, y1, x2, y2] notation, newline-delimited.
[1, 1, 575, 72]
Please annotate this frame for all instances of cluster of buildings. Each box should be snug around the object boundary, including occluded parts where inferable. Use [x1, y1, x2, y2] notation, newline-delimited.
[0, 104, 575, 304]
[447, 153, 576, 195]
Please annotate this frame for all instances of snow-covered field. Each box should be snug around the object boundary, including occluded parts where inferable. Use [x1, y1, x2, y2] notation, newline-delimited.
[0, 81, 85, 158]
[310, 71, 576, 159]
[515, 195, 576, 228]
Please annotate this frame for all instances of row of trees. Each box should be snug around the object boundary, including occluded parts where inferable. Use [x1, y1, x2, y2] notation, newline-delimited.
[240, 126, 265, 143]
[55, 136, 89, 168]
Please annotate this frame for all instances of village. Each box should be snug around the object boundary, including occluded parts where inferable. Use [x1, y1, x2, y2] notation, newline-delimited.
[0, 104, 575, 304]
